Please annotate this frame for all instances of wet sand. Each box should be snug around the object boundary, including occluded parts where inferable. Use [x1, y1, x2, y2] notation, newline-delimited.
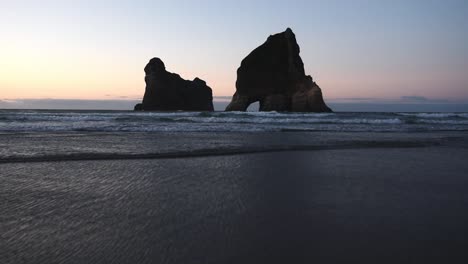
[1, 132, 468, 263]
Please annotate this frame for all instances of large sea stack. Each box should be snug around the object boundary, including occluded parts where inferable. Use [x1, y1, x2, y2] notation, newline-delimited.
[135, 58, 214, 111]
[226, 28, 332, 112]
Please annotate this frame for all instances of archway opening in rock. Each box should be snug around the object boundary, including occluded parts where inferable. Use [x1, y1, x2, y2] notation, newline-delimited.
[246, 101, 260, 112]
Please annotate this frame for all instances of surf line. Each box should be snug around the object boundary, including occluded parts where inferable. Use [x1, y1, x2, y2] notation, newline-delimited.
[0, 141, 440, 164]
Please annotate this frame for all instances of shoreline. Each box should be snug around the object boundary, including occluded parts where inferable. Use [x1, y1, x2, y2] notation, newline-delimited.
[0, 142, 441, 164]
[0, 130, 466, 164]
[2, 146, 468, 263]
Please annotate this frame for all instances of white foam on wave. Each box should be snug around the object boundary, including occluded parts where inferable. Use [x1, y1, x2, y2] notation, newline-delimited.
[398, 113, 468, 119]
[1, 110, 467, 133]
[415, 119, 468, 125]
[336, 118, 403, 124]
[159, 116, 404, 125]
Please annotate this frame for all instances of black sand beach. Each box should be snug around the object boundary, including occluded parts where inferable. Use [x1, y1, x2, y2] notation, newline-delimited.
[1, 131, 468, 263]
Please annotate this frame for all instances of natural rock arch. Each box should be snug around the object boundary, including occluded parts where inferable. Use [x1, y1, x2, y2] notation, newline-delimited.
[226, 28, 332, 113]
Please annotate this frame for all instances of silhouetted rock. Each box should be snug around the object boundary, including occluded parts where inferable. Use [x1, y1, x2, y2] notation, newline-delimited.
[226, 28, 332, 112]
[134, 103, 143, 111]
[135, 58, 214, 111]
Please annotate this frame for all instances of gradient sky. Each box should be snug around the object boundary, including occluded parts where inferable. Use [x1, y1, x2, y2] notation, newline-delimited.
[1, 0, 467, 103]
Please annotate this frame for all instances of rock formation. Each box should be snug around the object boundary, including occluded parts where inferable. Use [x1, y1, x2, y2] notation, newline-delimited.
[226, 28, 332, 112]
[135, 58, 214, 111]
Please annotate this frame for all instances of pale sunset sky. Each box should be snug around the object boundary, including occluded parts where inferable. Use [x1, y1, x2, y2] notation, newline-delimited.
[1, 0, 467, 108]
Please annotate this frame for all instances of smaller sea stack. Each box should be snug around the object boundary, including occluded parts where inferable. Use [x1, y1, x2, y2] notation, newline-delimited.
[135, 58, 214, 111]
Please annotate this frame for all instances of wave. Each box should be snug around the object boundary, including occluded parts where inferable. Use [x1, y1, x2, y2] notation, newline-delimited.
[412, 119, 468, 125]
[1, 110, 468, 133]
[0, 140, 440, 164]
[398, 113, 468, 119]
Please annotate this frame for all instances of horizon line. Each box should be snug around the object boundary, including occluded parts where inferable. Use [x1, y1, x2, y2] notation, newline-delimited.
[2, 97, 468, 104]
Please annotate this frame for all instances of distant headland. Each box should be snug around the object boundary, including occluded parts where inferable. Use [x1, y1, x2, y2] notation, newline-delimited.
[135, 28, 332, 112]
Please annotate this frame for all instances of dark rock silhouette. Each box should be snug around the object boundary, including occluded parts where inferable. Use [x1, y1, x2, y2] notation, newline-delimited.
[135, 58, 214, 111]
[226, 28, 332, 112]
[134, 103, 143, 111]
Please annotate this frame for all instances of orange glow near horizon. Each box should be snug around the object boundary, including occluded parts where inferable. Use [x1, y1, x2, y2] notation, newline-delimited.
[1, 1, 467, 104]
[2, 65, 468, 101]
[1, 27, 467, 102]
[1, 42, 466, 102]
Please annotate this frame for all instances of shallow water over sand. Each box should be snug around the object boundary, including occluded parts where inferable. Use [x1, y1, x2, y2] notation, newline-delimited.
[2, 110, 468, 263]
[2, 142, 468, 263]
[1, 130, 468, 263]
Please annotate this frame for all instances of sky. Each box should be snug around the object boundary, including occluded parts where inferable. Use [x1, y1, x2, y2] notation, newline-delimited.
[1, 0, 468, 110]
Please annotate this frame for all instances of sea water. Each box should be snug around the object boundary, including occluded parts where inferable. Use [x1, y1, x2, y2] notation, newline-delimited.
[2, 110, 468, 263]
[1, 110, 467, 133]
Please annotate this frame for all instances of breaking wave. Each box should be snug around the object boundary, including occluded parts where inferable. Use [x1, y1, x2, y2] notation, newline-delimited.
[398, 113, 468, 119]
[0, 110, 467, 132]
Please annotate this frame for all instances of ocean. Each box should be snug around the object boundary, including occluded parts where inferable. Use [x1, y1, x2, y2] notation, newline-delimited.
[1, 110, 468, 133]
[2, 110, 468, 263]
